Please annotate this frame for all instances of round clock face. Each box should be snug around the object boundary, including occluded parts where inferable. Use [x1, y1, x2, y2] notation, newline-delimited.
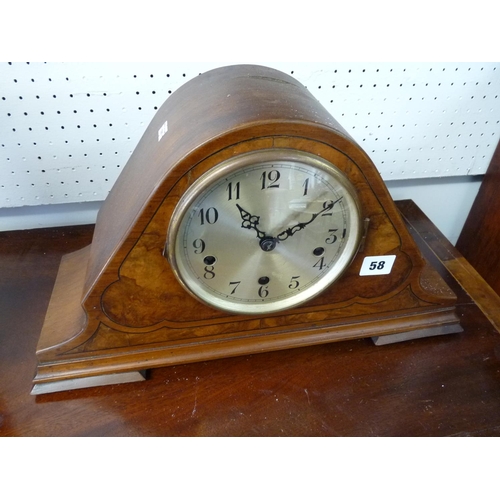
[167, 149, 363, 314]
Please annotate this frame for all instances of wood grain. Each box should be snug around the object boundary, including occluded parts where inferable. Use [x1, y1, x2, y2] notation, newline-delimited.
[456, 140, 500, 295]
[401, 199, 500, 333]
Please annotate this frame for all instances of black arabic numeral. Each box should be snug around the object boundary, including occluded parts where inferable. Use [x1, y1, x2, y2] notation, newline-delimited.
[199, 207, 219, 225]
[302, 178, 310, 196]
[313, 256, 326, 270]
[229, 281, 241, 294]
[325, 229, 338, 244]
[226, 181, 240, 201]
[321, 200, 334, 217]
[260, 170, 280, 189]
[193, 238, 206, 254]
[204, 265, 215, 279]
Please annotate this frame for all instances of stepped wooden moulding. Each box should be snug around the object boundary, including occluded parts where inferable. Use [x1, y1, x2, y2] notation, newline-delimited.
[32, 65, 462, 394]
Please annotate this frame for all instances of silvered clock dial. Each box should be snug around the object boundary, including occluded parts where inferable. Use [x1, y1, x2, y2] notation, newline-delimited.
[167, 149, 363, 314]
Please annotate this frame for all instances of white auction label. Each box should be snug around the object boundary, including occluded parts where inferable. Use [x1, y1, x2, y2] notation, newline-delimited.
[359, 255, 396, 276]
[158, 120, 168, 142]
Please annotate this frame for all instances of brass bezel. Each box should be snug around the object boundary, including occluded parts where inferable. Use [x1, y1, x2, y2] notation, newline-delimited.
[167, 148, 363, 314]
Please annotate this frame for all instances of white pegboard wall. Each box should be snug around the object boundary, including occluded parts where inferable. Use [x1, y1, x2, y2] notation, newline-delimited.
[0, 62, 211, 209]
[1, 62, 499, 209]
[296, 62, 500, 179]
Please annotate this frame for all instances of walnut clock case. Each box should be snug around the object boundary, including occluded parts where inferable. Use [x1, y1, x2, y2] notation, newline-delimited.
[32, 65, 462, 394]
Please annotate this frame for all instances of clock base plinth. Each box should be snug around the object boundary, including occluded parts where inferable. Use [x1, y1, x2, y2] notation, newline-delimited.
[31, 370, 146, 396]
[32, 228, 462, 394]
[33, 319, 463, 394]
[372, 322, 463, 346]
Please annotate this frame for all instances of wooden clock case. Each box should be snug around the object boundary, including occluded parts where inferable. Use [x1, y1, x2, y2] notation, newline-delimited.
[32, 65, 461, 394]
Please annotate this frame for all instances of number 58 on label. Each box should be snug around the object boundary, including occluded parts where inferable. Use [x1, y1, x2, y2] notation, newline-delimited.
[359, 255, 396, 276]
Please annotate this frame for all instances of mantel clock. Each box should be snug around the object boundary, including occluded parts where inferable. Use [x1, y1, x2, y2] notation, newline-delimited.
[32, 65, 461, 394]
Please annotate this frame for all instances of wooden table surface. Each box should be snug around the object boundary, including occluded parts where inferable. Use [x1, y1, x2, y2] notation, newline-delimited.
[2, 200, 500, 437]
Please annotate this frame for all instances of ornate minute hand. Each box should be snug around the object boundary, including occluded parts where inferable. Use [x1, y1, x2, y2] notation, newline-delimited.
[236, 204, 267, 240]
[276, 197, 343, 242]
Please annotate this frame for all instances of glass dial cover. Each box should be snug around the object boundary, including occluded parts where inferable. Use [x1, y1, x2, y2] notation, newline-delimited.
[167, 149, 363, 314]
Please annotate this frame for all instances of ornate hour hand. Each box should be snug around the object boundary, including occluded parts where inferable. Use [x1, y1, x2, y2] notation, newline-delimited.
[276, 197, 343, 242]
[236, 204, 267, 240]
